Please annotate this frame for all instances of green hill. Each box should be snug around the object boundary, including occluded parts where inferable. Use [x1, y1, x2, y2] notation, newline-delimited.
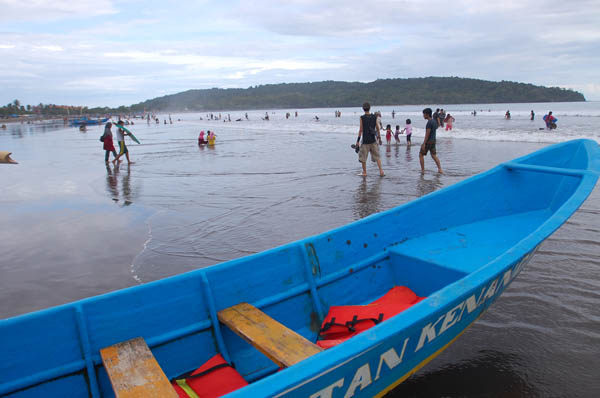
[127, 77, 585, 112]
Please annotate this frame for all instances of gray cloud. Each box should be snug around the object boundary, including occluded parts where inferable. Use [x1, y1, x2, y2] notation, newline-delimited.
[1, 0, 599, 106]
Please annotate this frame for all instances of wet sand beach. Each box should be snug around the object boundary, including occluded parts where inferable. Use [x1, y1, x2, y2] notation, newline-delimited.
[1, 105, 599, 397]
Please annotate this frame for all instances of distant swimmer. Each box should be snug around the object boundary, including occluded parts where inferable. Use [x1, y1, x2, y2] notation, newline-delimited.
[207, 131, 216, 146]
[263, 112, 269, 121]
[505, 110, 511, 119]
[530, 110, 535, 121]
[314, 116, 319, 121]
[394, 125, 401, 144]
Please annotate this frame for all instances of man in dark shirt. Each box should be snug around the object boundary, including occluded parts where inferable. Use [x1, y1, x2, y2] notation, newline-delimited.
[433, 108, 440, 126]
[420, 108, 443, 173]
[356, 102, 385, 177]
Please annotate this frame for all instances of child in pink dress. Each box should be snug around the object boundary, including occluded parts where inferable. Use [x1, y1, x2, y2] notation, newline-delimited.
[444, 114, 455, 131]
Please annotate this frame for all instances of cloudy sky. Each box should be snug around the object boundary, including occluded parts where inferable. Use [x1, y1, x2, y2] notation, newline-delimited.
[1, 0, 599, 107]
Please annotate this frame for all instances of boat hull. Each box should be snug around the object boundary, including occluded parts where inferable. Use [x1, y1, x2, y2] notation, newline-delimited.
[70, 118, 108, 126]
[1, 139, 599, 398]
[262, 248, 536, 398]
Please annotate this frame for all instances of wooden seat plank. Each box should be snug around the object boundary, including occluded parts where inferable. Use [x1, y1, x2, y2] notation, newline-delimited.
[217, 302, 322, 368]
[100, 337, 178, 398]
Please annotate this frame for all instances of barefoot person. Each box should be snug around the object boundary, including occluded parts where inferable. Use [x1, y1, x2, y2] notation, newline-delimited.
[420, 108, 443, 173]
[355, 102, 385, 177]
[114, 120, 134, 164]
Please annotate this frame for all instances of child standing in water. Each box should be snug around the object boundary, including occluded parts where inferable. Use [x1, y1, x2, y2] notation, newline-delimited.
[402, 119, 412, 147]
[385, 124, 392, 145]
[394, 125, 401, 144]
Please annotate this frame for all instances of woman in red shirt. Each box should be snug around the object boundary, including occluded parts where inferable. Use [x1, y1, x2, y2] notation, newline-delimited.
[101, 122, 117, 164]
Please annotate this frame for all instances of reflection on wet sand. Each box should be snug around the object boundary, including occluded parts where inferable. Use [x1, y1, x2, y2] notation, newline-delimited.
[416, 172, 442, 198]
[389, 350, 537, 397]
[405, 146, 413, 163]
[353, 177, 383, 220]
[105, 163, 135, 206]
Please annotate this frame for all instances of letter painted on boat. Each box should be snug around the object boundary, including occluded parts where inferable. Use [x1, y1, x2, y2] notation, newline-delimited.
[281, 249, 538, 398]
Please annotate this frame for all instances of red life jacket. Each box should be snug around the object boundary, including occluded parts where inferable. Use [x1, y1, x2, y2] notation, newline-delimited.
[317, 286, 425, 349]
[171, 354, 248, 398]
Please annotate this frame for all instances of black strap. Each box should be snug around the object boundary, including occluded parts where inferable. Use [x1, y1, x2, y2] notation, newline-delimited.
[172, 362, 231, 382]
[346, 313, 384, 332]
[318, 317, 350, 334]
[318, 313, 384, 338]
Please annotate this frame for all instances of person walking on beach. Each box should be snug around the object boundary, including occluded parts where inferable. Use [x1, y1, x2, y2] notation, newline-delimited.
[420, 108, 443, 174]
[115, 120, 134, 164]
[101, 122, 118, 164]
[356, 102, 385, 177]
[530, 110, 535, 121]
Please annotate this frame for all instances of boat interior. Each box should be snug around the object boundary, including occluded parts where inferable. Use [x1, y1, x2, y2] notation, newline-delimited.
[1, 140, 593, 397]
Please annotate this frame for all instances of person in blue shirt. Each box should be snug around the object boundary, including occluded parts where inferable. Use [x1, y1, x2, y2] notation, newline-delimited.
[420, 108, 443, 174]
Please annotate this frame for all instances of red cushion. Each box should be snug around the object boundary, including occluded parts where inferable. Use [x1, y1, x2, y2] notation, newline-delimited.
[172, 354, 248, 398]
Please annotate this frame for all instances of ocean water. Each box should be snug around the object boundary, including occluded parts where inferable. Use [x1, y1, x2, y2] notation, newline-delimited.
[1, 101, 599, 397]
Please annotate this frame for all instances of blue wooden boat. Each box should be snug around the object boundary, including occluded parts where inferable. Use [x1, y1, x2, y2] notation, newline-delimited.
[1, 139, 599, 398]
[70, 117, 109, 126]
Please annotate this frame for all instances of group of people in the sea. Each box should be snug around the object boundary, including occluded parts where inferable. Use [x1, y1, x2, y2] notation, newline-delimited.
[355, 102, 443, 177]
[505, 109, 558, 129]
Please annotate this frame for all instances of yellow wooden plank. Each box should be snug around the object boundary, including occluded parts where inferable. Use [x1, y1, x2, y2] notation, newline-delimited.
[218, 302, 322, 368]
[100, 337, 178, 398]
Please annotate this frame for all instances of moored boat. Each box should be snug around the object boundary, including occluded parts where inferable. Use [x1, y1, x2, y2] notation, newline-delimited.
[1, 139, 598, 398]
[70, 117, 109, 126]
